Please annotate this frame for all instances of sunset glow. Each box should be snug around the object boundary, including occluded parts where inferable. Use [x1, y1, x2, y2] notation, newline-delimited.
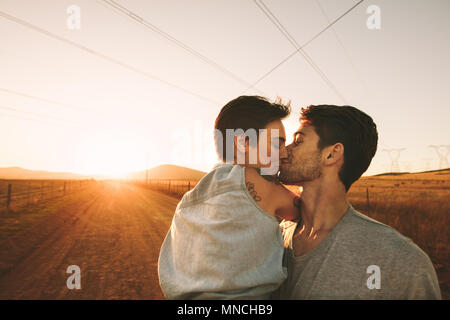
[73, 127, 154, 178]
[0, 0, 449, 177]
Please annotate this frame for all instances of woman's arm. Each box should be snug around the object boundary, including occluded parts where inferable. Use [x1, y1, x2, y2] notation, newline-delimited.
[245, 167, 300, 221]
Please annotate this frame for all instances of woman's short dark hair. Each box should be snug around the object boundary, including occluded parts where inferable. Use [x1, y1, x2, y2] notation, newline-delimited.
[301, 105, 378, 191]
[214, 95, 290, 161]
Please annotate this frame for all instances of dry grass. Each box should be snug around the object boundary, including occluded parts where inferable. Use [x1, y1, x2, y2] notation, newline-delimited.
[0, 187, 95, 241]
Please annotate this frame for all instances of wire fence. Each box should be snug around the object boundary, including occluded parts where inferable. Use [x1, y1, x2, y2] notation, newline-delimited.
[132, 179, 199, 198]
[0, 179, 95, 211]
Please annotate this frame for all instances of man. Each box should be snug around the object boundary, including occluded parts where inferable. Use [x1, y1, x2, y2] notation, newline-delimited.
[276, 104, 441, 299]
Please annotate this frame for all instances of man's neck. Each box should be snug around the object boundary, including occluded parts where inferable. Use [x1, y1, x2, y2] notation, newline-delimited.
[298, 176, 349, 235]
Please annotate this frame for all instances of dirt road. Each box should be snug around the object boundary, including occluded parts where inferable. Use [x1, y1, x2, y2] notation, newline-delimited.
[0, 181, 179, 299]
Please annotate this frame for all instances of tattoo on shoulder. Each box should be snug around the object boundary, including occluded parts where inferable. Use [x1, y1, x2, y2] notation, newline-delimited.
[246, 181, 262, 202]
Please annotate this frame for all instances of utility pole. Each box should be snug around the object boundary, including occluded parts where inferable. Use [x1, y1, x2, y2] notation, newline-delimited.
[382, 148, 405, 173]
[428, 145, 450, 169]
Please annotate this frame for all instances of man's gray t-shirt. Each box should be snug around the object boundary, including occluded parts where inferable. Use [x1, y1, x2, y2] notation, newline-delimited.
[277, 206, 441, 299]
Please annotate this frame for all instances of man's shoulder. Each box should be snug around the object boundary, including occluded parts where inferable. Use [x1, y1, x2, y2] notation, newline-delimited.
[340, 207, 433, 267]
[342, 207, 409, 243]
[281, 206, 440, 299]
[340, 207, 440, 298]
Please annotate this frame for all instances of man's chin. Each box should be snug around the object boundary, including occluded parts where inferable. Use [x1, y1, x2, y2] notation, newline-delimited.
[277, 170, 294, 184]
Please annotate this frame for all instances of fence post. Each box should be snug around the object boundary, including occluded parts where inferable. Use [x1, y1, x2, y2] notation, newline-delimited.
[6, 184, 12, 209]
[64, 181, 67, 196]
[188, 181, 191, 191]
[41, 181, 44, 201]
[168, 180, 171, 194]
[366, 188, 370, 211]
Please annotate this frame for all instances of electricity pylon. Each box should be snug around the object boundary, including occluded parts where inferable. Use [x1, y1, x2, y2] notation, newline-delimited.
[400, 161, 412, 172]
[429, 145, 450, 169]
[421, 158, 434, 171]
[383, 148, 406, 173]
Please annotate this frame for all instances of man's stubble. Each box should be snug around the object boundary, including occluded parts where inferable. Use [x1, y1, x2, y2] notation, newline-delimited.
[278, 151, 322, 185]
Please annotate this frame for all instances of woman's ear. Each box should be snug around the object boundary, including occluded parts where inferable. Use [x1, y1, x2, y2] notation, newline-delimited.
[235, 135, 247, 153]
[234, 135, 248, 164]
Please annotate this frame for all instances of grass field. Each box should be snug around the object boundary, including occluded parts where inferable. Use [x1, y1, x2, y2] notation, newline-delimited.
[0, 188, 95, 241]
[0, 179, 93, 212]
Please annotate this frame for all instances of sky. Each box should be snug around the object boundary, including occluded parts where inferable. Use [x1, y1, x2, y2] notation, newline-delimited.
[0, 0, 449, 178]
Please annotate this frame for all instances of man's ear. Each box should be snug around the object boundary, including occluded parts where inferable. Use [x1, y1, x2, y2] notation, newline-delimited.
[324, 143, 344, 165]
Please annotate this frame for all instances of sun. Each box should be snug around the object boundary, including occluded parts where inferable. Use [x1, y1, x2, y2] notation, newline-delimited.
[75, 128, 153, 179]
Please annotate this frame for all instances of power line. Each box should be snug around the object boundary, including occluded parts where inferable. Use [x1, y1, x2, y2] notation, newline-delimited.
[0, 105, 80, 125]
[0, 87, 93, 114]
[253, 0, 347, 103]
[314, 0, 368, 93]
[0, 87, 162, 131]
[0, 10, 219, 105]
[99, 0, 265, 95]
[0, 107, 79, 127]
[0, 111, 57, 126]
[246, 0, 364, 96]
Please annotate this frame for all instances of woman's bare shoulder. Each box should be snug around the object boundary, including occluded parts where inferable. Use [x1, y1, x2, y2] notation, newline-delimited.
[244, 167, 300, 218]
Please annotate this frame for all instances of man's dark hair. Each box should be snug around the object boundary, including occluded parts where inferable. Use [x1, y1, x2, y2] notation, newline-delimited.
[300, 105, 378, 191]
[214, 95, 290, 161]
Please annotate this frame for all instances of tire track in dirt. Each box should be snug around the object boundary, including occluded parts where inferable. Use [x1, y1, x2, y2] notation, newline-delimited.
[0, 181, 179, 299]
[107, 184, 177, 299]
[0, 186, 104, 298]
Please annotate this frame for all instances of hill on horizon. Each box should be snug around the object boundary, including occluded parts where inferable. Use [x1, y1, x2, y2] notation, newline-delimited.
[0, 167, 89, 180]
[367, 168, 450, 180]
[0, 164, 207, 181]
[125, 164, 206, 181]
